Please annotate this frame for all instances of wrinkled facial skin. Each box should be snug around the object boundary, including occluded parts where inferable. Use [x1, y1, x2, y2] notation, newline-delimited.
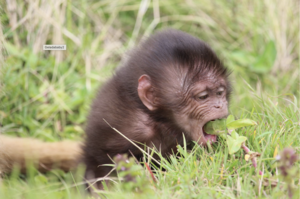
[174, 75, 229, 146]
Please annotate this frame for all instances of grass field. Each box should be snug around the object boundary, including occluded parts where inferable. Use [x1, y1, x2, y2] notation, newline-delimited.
[0, 0, 299, 198]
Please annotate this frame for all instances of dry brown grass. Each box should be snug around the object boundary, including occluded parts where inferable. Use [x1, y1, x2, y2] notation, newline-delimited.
[3, 0, 298, 73]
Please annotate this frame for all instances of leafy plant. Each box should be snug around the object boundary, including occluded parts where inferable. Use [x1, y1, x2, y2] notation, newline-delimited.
[204, 115, 257, 154]
[204, 115, 261, 173]
[228, 40, 277, 74]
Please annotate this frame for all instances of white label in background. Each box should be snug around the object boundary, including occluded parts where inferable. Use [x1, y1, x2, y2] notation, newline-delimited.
[43, 45, 66, 51]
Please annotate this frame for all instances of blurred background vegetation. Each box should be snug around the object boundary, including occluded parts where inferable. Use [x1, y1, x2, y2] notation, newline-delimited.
[0, 0, 299, 198]
[0, 0, 298, 140]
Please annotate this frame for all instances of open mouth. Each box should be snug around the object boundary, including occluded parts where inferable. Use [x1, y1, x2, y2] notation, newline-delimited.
[202, 119, 217, 143]
[202, 127, 217, 143]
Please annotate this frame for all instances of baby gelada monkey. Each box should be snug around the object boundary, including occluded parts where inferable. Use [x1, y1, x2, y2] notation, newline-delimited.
[83, 29, 231, 188]
[0, 29, 230, 190]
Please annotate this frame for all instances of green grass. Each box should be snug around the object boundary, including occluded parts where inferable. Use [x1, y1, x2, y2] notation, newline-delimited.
[0, 0, 299, 198]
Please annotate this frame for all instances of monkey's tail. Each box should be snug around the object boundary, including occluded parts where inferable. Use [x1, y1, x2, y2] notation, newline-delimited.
[0, 135, 83, 174]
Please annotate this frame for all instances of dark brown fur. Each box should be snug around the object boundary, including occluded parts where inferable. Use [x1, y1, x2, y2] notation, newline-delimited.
[83, 29, 231, 188]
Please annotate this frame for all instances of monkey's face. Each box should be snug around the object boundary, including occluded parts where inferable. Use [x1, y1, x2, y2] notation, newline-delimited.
[173, 75, 229, 146]
[138, 73, 229, 146]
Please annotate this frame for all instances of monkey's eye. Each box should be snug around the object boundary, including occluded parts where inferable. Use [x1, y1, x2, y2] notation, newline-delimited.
[216, 91, 223, 96]
[198, 94, 208, 100]
[216, 87, 225, 96]
[197, 91, 209, 100]
[199, 95, 208, 100]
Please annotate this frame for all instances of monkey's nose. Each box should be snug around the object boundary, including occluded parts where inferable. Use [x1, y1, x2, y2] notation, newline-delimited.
[214, 100, 223, 109]
[214, 105, 221, 109]
[214, 103, 222, 108]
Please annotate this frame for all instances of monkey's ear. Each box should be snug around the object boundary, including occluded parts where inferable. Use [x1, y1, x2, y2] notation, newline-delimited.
[138, 75, 157, 111]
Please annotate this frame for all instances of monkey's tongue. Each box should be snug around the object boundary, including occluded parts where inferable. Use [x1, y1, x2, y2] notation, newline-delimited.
[204, 133, 217, 143]
[202, 128, 217, 143]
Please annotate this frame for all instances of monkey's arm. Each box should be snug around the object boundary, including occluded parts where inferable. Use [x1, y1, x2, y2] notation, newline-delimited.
[0, 135, 82, 174]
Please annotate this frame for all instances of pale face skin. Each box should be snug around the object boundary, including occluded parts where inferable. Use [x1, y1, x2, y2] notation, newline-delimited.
[138, 73, 229, 147]
[174, 76, 229, 145]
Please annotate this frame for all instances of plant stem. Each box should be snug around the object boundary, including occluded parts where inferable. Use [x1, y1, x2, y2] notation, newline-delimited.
[241, 142, 262, 175]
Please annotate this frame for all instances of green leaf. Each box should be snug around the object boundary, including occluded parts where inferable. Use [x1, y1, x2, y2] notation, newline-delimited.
[227, 119, 257, 130]
[231, 130, 238, 139]
[203, 119, 227, 135]
[226, 133, 248, 154]
[228, 51, 255, 66]
[227, 136, 240, 154]
[226, 115, 235, 125]
[250, 40, 277, 74]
